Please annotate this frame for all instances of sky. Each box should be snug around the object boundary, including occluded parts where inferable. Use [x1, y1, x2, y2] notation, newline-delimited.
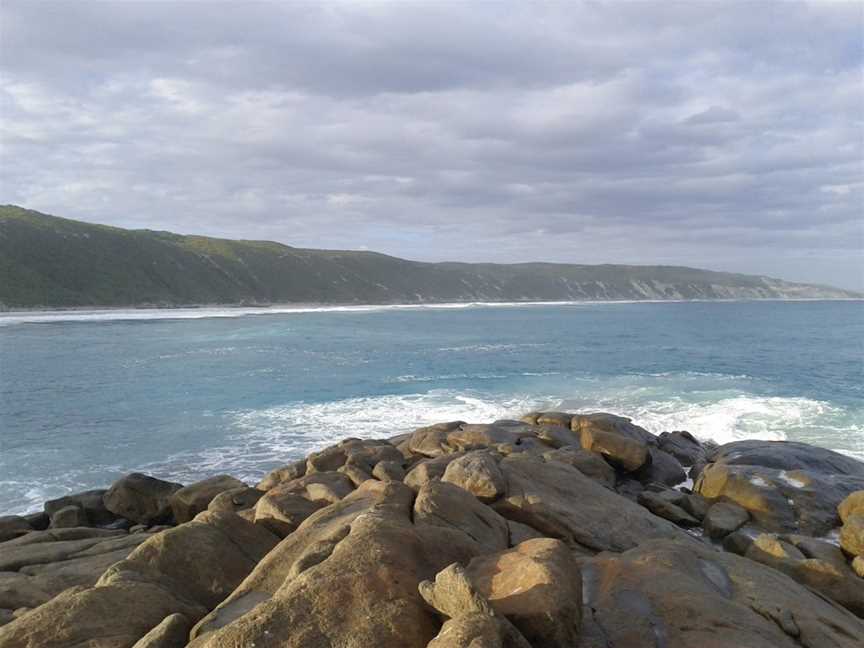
[1, 1, 862, 290]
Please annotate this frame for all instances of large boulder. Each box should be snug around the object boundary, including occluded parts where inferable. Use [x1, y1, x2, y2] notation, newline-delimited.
[111, 510, 279, 611]
[207, 486, 264, 514]
[657, 430, 708, 467]
[189, 481, 491, 648]
[0, 516, 31, 543]
[745, 533, 864, 617]
[635, 447, 687, 487]
[419, 563, 532, 648]
[44, 489, 115, 527]
[840, 514, 864, 557]
[446, 422, 536, 452]
[637, 491, 700, 527]
[542, 446, 616, 488]
[839, 490, 864, 523]
[709, 440, 864, 477]
[581, 539, 864, 647]
[254, 490, 326, 537]
[404, 453, 464, 490]
[534, 424, 582, 449]
[170, 475, 246, 524]
[0, 510, 280, 648]
[463, 538, 581, 648]
[407, 421, 465, 457]
[0, 533, 150, 610]
[49, 505, 87, 529]
[306, 437, 404, 474]
[256, 459, 306, 491]
[442, 450, 506, 503]
[414, 480, 510, 552]
[491, 455, 694, 553]
[703, 502, 750, 539]
[571, 413, 652, 471]
[0, 577, 205, 648]
[103, 473, 184, 525]
[695, 462, 864, 535]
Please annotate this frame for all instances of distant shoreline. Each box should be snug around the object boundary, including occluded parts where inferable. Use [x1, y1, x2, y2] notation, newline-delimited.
[1, 298, 861, 325]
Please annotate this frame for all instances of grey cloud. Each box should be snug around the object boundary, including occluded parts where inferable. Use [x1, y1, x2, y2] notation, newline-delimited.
[0, 0, 862, 290]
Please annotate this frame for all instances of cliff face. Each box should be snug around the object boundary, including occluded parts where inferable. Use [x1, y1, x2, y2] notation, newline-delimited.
[1, 205, 858, 308]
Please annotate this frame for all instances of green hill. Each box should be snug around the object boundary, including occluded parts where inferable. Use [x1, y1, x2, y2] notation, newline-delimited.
[0, 205, 858, 309]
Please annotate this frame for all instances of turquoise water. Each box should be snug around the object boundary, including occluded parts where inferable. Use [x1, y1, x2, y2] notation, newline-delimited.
[1, 300, 862, 515]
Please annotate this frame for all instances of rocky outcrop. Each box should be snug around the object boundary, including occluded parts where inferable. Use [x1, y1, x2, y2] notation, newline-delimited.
[169, 475, 246, 524]
[103, 473, 184, 525]
[581, 539, 864, 648]
[2, 410, 864, 647]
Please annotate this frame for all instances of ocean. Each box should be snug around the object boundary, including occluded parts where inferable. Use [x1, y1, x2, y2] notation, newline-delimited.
[1, 300, 862, 515]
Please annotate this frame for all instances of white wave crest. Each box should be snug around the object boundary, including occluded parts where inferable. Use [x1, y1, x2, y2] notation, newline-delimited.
[606, 396, 841, 445]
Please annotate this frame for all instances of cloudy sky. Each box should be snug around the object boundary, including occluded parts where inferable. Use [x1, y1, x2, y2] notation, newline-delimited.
[1, 1, 862, 289]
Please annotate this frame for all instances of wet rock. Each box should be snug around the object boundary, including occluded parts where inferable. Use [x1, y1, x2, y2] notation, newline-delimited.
[581, 539, 864, 648]
[657, 430, 706, 466]
[722, 528, 757, 555]
[131, 612, 191, 648]
[710, 440, 864, 477]
[442, 450, 506, 503]
[695, 461, 864, 535]
[703, 502, 749, 539]
[750, 533, 807, 560]
[464, 538, 581, 648]
[491, 455, 694, 553]
[103, 473, 184, 525]
[635, 446, 687, 487]
[746, 533, 864, 617]
[637, 491, 700, 526]
[170, 475, 246, 524]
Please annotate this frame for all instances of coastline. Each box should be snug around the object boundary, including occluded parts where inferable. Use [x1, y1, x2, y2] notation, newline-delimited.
[1, 296, 862, 324]
[1, 410, 863, 645]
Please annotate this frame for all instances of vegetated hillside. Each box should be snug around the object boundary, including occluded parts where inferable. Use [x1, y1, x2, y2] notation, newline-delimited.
[0, 205, 859, 309]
